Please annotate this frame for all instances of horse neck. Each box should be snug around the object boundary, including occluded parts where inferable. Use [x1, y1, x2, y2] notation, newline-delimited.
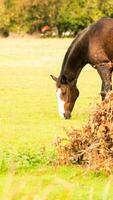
[60, 27, 89, 83]
[60, 46, 86, 83]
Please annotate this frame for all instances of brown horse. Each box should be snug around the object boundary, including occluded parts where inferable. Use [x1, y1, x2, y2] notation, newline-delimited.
[51, 17, 113, 119]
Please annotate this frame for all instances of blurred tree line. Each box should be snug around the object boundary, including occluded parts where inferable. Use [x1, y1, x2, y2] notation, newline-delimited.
[0, 0, 113, 36]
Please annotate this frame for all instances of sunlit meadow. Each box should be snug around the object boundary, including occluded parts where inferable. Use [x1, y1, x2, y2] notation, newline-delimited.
[0, 38, 112, 199]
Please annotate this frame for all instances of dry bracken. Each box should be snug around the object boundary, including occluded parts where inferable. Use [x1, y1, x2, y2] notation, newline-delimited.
[55, 92, 113, 173]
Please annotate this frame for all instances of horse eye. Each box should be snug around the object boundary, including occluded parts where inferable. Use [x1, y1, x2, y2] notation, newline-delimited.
[61, 89, 66, 94]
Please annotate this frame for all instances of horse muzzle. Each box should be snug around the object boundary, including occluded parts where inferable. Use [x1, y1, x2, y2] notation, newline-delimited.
[64, 112, 71, 119]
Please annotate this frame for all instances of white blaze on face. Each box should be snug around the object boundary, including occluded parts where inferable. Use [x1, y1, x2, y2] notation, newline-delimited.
[56, 88, 65, 118]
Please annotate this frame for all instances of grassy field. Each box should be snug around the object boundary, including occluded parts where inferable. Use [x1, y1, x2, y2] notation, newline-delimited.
[0, 38, 113, 199]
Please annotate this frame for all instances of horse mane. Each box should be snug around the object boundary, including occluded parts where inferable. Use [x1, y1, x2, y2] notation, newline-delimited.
[71, 26, 90, 50]
[60, 26, 90, 78]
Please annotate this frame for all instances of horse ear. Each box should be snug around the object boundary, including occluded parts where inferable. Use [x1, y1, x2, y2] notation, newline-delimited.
[61, 75, 67, 84]
[50, 75, 58, 82]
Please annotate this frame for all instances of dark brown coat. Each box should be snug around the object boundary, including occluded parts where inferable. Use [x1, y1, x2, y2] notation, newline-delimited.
[51, 17, 113, 119]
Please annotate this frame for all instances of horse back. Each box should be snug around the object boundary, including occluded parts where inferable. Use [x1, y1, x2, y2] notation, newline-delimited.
[88, 17, 113, 64]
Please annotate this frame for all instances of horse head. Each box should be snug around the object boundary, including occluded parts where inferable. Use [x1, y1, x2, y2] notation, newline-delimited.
[51, 75, 79, 119]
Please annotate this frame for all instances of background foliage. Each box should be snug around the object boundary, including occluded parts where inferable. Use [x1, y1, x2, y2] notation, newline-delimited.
[0, 0, 113, 35]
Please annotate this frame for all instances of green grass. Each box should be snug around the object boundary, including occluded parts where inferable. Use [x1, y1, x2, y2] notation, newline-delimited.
[0, 38, 101, 144]
[0, 166, 113, 200]
[0, 38, 112, 199]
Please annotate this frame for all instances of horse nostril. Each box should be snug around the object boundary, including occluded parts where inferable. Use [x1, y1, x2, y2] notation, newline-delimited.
[64, 112, 71, 119]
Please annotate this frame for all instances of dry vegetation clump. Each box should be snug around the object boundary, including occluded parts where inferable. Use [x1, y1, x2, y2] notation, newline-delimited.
[55, 92, 113, 173]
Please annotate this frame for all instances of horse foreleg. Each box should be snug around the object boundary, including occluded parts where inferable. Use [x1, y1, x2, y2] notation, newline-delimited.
[101, 82, 105, 100]
[96, 64, 112, 100]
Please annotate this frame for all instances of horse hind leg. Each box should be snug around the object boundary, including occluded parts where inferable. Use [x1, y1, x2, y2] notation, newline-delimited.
[96, 63, 112, 100]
